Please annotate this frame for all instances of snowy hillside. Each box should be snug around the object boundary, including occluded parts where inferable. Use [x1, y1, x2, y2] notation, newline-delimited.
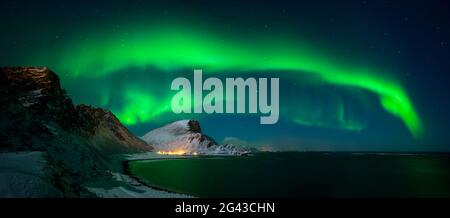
[142, 120, 249, 155]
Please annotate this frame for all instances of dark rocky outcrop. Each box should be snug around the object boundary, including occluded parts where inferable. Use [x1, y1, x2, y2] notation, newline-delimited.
[0, 67, 80, 131]
[77, 104, 150, 154]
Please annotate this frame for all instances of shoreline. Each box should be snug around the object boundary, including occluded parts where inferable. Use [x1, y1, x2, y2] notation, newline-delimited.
[122, 157, 195, 196]
[85, 152, 202, 198]
[80, 151, 450, 198]
[119, 151, 450, 198]
[120, 152, 236, 197]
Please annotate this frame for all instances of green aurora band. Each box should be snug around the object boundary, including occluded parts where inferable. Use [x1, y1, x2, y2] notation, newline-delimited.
[30, 24, 424, 137]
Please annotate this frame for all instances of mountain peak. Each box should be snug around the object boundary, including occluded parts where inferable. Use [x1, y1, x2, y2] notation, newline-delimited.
[141, 119, 248, 155]
[0, 67, 152, 154]
[77, 104, 152, 154]
[141, 120, 215, 154]
[1, 67, 60, 92]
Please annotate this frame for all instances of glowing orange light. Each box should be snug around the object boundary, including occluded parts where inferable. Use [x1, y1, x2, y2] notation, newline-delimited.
[156, 150, 200, 156]
[156, 150, 186, 155]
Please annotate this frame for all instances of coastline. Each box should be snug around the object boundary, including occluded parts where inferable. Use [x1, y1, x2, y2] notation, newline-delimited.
[122, 155, 197, 197]
[86, 152, 251, 198]
[120, 152, 233, 197]
[85, 152, 199, 198]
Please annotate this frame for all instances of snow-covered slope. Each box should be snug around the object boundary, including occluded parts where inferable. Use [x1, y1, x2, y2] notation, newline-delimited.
[0, 151, 63, 197]
[141, 120, 249, 155]
[142, 120, 215, 154]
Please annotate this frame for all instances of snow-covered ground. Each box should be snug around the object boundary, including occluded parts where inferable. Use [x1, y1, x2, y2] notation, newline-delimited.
[86, 172, 192, 198]
[0, 151, 192, 198]
[0, 151, 63, 197]
[85, 152, 195, 198]
[0, 151, 195, 198]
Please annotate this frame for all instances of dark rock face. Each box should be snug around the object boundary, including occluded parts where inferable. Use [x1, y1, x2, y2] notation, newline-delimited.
[0, 67, 79, 131]
[0, 67, 151, 197]
[187, 120, 202, 133]
[185, 120, 216, 148]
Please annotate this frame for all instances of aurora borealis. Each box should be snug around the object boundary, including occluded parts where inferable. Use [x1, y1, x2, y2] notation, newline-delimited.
[28, 23, 422, 136]
[2, 0, 450, 151]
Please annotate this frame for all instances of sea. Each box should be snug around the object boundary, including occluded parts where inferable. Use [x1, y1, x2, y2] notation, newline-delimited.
[128, 152, 450, 197]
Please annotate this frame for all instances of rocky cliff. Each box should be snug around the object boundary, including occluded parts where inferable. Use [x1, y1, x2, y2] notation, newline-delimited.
[77, 104, 150, 155]
[0, 67, 152, 197]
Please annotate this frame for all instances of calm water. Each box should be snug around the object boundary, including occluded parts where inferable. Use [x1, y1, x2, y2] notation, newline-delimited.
[128, 152, 450, 197]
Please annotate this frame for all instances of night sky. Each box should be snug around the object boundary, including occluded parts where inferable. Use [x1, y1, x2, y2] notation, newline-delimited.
[1, 0, 449, 151]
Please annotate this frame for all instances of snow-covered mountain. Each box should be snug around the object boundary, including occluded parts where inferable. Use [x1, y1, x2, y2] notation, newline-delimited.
[142, 120, 250, 155]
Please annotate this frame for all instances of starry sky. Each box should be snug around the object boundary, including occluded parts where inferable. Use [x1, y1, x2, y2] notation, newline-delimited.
[1, 0, 450, 151]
